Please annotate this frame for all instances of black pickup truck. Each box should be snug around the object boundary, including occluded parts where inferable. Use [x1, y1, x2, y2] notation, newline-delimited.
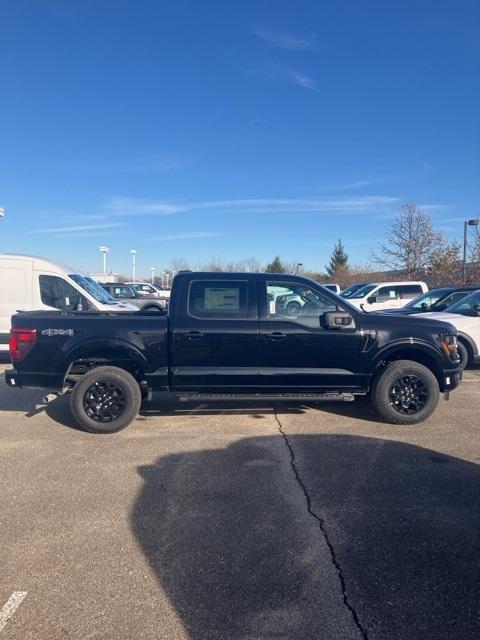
[5, 271, 462, 433]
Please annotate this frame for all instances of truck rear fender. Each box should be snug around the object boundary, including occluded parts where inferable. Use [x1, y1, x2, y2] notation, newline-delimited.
[59, 338, 149, 386]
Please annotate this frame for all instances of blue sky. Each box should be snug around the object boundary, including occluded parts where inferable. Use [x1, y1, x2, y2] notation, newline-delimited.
[1, 0, 479, 277]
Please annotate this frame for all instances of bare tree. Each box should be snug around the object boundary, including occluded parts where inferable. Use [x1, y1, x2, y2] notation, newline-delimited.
[371, 202, 443, 275]
[428, 240, 462, 284]
[168, 257, 191, 272]
[244, 257, 263, 272]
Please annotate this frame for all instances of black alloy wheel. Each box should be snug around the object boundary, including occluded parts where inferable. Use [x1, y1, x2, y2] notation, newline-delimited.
[389, 375, 429, 415]
[371, 359, 439, 425]
[83, 381, 126, 423]
[70, 366, 142, 433]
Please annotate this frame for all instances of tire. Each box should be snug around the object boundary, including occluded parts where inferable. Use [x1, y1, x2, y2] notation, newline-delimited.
[457, 340, 470, 370]
[286, 301, 301, 315]
[372, 360, 439, 425]
[70, 366, 141, 433]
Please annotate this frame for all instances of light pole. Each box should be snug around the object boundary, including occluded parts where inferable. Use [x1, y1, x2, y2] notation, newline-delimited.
[150, 266, 155, 284]
[130, 249, 137, 282]
[294, 262, 303, 275]
[99, 246, 109, 280]
[462, 219, 479, 283]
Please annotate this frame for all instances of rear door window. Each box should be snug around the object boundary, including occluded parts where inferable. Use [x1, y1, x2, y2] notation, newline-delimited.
[399, 285, 423, 299]
[188, 280, 249, 319]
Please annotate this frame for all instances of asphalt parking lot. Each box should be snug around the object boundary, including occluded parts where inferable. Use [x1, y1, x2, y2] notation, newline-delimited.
[1, 363, 479, 640]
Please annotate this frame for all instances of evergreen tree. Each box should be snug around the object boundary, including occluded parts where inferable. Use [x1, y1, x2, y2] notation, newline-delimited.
[265, 256, 286, 273]
[326, 239, 349, 276]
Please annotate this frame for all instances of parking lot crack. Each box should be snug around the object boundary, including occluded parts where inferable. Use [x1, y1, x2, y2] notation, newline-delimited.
[273, 408, 369, 640]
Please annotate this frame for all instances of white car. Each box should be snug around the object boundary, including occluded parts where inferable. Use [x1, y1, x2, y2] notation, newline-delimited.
[413, 289, 480, 368]
[126, 282, 160, 298]
[323, 283, 341, 294]
[347, 281, 428, 312]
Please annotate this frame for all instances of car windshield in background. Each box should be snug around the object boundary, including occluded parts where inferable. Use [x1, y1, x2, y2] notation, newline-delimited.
[404, 289, 450, 309]
[70, 275, 117, 304]
[340, 283, 368, 298]
[347, 284, 377, 299]
[445, 290, 480, 316]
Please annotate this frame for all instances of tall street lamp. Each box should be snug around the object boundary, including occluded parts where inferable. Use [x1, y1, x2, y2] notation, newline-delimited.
[150, 266, 155, 284]
[99, 246, 109, 280]
[130, 249, 137, 282]
[462, 219, 479, 283]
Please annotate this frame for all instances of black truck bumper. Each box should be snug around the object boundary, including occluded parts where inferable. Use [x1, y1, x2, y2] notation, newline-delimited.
[5, 368, 20, 388]
[443, 368, 462, 392]
[4, 368, 64, 390]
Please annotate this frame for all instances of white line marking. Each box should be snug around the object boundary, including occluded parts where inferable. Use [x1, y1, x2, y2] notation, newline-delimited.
[0, 592, 27, 632]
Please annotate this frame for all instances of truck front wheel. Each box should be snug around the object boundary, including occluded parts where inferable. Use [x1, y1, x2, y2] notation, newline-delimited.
[70, 366, 141, 433]
[372, 360, 439, 425]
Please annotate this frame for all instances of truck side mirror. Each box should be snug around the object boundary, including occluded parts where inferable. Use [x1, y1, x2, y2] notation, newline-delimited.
[323, 311, 354, 329]
[473, 304, 480, 317]
[367, 296, 377, 304]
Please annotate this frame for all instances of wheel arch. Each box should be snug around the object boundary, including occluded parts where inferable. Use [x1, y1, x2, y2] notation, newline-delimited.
[457, 332, 477, 360]
[373, 344, 445, 390]
[60, 339, 149, 387]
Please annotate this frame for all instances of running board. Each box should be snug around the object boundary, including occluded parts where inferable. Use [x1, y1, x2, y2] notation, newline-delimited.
[176, 392, 356, 403]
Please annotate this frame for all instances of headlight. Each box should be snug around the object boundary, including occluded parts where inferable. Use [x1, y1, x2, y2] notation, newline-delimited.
[440, 334, 458, 358]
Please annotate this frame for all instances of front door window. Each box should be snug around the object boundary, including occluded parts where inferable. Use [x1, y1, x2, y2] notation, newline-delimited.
[266, 282, 337, 328]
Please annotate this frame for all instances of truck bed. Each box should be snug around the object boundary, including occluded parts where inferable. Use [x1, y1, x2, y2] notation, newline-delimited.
[8, 310, 169, 390]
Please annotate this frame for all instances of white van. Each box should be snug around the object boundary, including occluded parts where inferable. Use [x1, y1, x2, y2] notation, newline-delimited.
[0, 254, 137, 352]
[347, 281, 428, 312]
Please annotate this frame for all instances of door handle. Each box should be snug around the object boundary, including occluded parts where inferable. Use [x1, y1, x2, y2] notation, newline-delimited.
[183, 331, 205, 340]
[265, 332, 287, 340]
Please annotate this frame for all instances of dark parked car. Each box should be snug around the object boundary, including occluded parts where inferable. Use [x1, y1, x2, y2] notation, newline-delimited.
[6, 272, 462, 433]
[340, 282, 371, 298]
[380, 287, 479, 315]
[100, 283, 166, 312]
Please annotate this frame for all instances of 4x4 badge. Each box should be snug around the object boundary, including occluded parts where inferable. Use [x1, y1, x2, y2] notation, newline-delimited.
[41, 329, 75, 337]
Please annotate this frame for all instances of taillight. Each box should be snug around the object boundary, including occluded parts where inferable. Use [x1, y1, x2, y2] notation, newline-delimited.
[9, 328, 37, 362]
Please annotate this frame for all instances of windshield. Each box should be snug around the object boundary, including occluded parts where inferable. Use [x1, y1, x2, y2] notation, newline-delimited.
[69, 275, 118, 305]
[404, 289, 449, 309]
[347, 284, 377, 299]
[341, 284, 367, 298]
[445, 290, 480, 316]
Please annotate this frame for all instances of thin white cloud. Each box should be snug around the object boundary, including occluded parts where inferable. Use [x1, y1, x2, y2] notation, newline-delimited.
[153, 231, 227, 241]
[340, 180, 371, 190]
[50, 230, 130, 239]
[33, 222, 127, 234]
[284, 69, 317, 90]
[106, 197, 185, 215]
[254, 26, 315, 50]
[244, 66, 317, 91]
[104, 195, 400, 216]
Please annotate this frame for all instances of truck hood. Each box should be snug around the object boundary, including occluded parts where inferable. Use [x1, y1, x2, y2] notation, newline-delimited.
[358, 310, 459, 333]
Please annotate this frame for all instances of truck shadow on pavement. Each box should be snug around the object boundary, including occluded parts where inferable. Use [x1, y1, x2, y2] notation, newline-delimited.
[131, 434, 480, 640]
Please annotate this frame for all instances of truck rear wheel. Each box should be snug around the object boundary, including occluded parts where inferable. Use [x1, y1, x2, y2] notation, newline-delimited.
[372, 360, 439, 425]
[70, 366, 141, 433]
